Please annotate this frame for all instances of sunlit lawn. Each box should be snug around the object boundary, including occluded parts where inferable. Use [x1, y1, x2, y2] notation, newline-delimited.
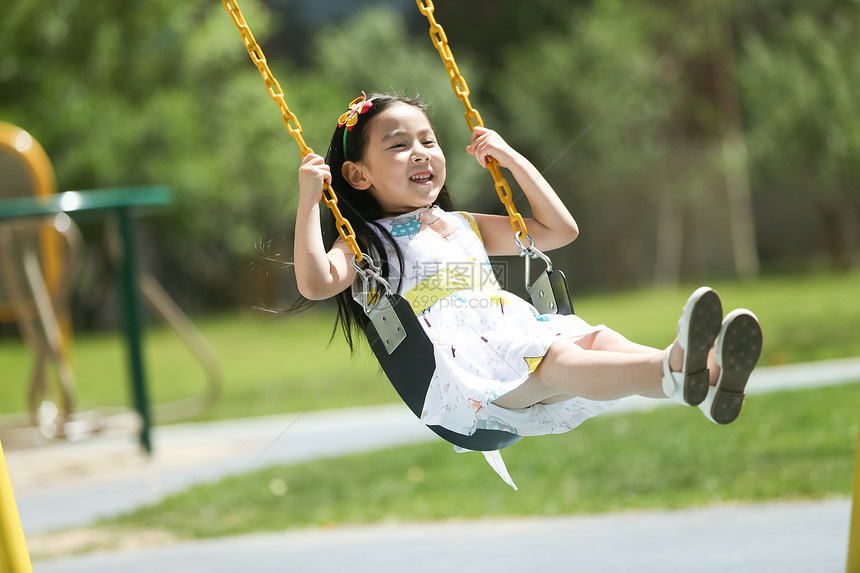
[1, 268, 859, 422]
[9, 268, 860, 554]
[101, 382, 859, 539]
[0, 307, 392, 422]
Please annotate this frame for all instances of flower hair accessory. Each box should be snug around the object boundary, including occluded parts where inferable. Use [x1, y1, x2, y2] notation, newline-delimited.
[338, 91, 374, 160]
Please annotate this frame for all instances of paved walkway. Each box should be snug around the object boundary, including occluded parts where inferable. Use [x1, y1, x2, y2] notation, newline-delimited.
[31, 499, 853, 573]
[5, 357, 859, 571]
[10, 405, 434, 535]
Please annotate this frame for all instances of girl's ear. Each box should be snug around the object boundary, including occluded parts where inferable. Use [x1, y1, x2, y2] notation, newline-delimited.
[342, 161, 371, 190]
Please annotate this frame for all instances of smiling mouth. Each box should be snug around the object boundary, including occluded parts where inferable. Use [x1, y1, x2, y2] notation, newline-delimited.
[409, 173, 433, 184]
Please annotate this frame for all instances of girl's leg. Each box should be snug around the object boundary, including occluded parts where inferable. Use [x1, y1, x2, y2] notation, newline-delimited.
[493, 287, 728, 410]
[582, 327, 720, 386]
[578, 327, 661, 355]
[492, 326, 711, 408]
[492, 339, 666, 408]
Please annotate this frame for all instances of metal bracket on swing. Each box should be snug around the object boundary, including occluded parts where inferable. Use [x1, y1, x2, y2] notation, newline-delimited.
[515, 233, 574, 316]
[352, 254, 407, 354]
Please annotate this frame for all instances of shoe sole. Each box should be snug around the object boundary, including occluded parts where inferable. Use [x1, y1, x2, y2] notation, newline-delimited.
[708, 311, 762, 424]
[681, 288, 723, 405]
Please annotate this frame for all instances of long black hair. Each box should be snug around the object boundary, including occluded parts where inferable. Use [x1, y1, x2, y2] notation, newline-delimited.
[320, 93, 455, 352]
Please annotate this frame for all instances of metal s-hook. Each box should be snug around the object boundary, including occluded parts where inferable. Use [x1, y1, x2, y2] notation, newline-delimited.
[350, 254, 406, 354]
[513, 232, 573, 316]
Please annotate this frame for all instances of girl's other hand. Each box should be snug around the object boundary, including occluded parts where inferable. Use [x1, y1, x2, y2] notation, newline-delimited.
[298, 153, 331, 205]
[466, 126, 522, 169]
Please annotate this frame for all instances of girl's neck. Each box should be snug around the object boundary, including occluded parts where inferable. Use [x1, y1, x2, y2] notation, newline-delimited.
[380, 204, 436, 218]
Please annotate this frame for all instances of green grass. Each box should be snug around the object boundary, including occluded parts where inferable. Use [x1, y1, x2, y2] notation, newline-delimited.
[1, 267, 859, 422]
[571, 268, 860, 365]
[10, 268, 860, 549]
[101, 382, 860, 539]
[0, 310, 389, 421]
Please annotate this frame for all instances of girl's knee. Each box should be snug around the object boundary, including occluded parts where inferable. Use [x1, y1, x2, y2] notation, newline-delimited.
[594, 328, 626, 345]
[493, 341, 581, 409]
[576, 329, 626, 350]
[589, 328, 655, 354]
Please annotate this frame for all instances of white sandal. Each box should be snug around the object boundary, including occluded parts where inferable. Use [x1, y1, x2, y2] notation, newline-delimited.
[699, 309, 762, 424]
[662, 287, 723, 406]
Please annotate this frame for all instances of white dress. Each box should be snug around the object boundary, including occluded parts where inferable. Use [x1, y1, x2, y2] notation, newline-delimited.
[356, 206, 618, 488]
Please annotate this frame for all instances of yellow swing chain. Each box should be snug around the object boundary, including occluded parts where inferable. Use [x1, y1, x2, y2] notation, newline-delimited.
[221, 0, 363, 261]
[415, 0, 529, 243]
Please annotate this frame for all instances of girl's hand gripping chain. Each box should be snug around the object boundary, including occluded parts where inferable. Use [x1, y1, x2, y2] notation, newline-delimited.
[466, 126, 579, 256]
[466, 126, 522, 169]
[298, 153, 332, 207]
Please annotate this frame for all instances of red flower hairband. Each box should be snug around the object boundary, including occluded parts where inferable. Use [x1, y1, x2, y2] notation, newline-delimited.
[338, 91, 374, 160]
[337, 91, 374, 132]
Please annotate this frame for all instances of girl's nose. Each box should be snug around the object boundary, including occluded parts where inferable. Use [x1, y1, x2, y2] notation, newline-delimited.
[411, 143, 431, 162]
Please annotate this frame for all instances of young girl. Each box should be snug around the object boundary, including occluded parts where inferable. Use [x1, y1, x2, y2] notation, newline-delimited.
[293, 92, 763, 487]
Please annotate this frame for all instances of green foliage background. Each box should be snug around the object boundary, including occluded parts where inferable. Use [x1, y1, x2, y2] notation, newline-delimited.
[2, 0, 858, 314]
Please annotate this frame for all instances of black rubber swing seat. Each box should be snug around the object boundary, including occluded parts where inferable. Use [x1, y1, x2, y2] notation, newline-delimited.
[364, 294, 523, 452]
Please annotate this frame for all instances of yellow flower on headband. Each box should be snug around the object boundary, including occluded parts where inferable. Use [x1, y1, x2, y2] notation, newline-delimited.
[338, 92, 374, 161]
[337, 92, 374, 132]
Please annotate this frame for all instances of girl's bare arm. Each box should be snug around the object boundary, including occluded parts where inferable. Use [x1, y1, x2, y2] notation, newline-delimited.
[467, 127, 579, 256]
[293, 154, 356, 300]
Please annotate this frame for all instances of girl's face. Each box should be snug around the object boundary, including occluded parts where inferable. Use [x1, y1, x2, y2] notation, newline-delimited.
[350, 103, 446, 216]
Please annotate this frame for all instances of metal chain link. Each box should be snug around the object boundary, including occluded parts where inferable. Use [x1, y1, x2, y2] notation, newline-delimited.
[222, 0, 363, 261]
[416, 0, 529, 242]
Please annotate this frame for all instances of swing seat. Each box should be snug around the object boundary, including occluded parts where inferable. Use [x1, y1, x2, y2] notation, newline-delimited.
[529, 268, 574, 316]
[365, 294, 522, 451]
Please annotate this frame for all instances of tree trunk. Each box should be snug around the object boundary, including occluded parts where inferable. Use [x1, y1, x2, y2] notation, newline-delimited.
[709, 5, 760, 278]
[654, 192, 684, 286]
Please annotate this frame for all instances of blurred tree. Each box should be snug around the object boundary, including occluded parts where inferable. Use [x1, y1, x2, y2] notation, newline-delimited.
[408, 0, 585, 69]
[494, 2, 698, 288]
[0, 0, 298, 319]
[738, 4, 860, 270]
[491, 0, 794, 287]
[705, 0, 759, 279]
[2, 0, 856, 320]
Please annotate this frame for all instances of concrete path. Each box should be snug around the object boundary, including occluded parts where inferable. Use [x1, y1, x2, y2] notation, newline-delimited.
[9, 405, 435, 534]
[31, 499, 852, 573]
[5, 357, 858, 571]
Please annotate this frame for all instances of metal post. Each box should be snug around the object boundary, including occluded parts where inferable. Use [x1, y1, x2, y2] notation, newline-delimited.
[847, 423, 859, 573]
[0, 440, 33, 573]
[116, 206, 152, 453]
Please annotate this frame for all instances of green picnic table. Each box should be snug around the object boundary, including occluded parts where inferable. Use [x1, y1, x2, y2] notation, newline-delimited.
[0, 186, 173, 453]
